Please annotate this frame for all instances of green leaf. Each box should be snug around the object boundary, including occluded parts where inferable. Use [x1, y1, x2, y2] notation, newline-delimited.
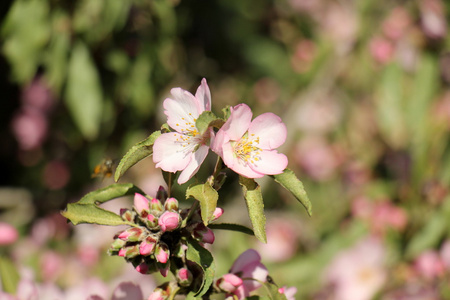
[65, 41, 103, 140]
[186, 239, 215, 297]
[62, 183, 144, 226]
[272, 169, 312, 216]
[78, 183, 145, 205]
[195, 111, 224, 135]
[208, 223, 254, 236]
[239, 176, 267, 243]
[114, 131, 161, 182]
[186, 183, 218, 225]
[62, 203, 132, 226]
[0, 256, 20, 294]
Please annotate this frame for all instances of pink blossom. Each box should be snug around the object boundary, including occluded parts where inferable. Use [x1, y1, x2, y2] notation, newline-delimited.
[153, 78, 214, 184]
[134, 193, 149, 215]
[212, 104, 288, 178]
[324, 237, 386, 300]
[256, 218, 298, 262]
[414, 250, 445, 279]
[0, 222, 18, 245]
[158, 211, 180, 232]
[278, 286, 297, 300]
[439, 240, 450, 270]
[229, 249, 269, 299]
[217, 273, 243, 293]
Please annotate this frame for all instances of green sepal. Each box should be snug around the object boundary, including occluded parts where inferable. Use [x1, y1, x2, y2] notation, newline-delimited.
[208, 223, 254, 236]
[222, 105, 231, 119]
[114, 130, 161, 182]
[186, 238, 215, 297]
[62, 183, 144, 226]
[271, 169, 312, 216]
[195, 111, 224, 135]
[0, 256, 20, 294]
[239, 176, 267, 243]
[186, 182, 218, 225]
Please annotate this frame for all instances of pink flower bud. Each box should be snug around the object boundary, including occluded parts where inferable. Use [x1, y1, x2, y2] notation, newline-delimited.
[110, 238, 126, 250]
[217, 273, 243, 293]
[278, 286, 297, 300]
[140, 236, 157, 256]
[118, 248, 126, 257]
[164, 197, 179, 211]
[156, 186, 168, 202]
[194, 224, 215, 244]
[147, 288, 166, 300]
[151, 198, 164, 213]
[158, 211, 181, 232]
[146, 214, 159, 229]
[176, 268, 193, 286]
[0, 223, 18, 245]
[134, 193, 150, 215]
[211, 207, 224, 222]
[136, 263, 149, 274]
[155, 243, 170, 264]
[117, 227, 145, 242]
[120, 209, 134, 222]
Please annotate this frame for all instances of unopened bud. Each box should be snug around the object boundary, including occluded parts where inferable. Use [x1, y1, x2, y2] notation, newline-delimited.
[193, 224, 215, 244]
[120, 209, 135, 222]
[120, 244, 140, 258]
[158, 262, 170, 277]
[148, 288, 167, 300]
[134, 193, 150, 216]
[216, 273, 243, 293]
[164, 197, 179, 211]
[155, 242, 170, 264]
[110, 238, 127, 250]
[151, 198, 164, 214]
[156, 186, 168, 202]
[146, 214, 159, 229]
[158, 211, 181, 232]
[140, 235, 157, 256]
[176, 268, 193, 286]
[211, 207, 224, 222]
[136, 262, 149, 274]
[117, 227, 146, 242]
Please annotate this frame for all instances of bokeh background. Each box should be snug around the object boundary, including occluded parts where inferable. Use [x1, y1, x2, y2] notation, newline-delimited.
[1, 0, 450, 299]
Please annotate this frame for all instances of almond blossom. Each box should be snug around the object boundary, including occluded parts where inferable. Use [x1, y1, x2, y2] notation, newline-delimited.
[153, 78, 214, 184]
[212, 103, 288, 178]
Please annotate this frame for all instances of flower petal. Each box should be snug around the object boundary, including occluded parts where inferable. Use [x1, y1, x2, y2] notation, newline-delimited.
[222, 142, 264, 178]
[221, 104, 252, 141]
[195, 78, 211, 111]
[249, 150, 288, 175]
[153, 133, 193, 172]
[231, 249, 262, 273]
[177, 145, 209, 184]
[248, 112, 287, 150]
[164, 88, 200, 132]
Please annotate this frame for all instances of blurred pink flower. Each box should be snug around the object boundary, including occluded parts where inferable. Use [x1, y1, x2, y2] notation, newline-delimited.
[414, 250, 445, 280]
[294, 97, 341, 134]
[212, 103, 288, 178]
[324, 237, 386, 300]
[278, 286, 297, 300]
[369, 36, 394, 64]
[21, 77, 54, 114]
[11, 109, 48, 151]
[439, 240, 450, 270]
[252, 78, 280, 105]
[291, 40, 316, 73]
[40, 251, 64, 282]
[153, 78, 214, 184]
[0, 222, 18, 245]
[381, 7, 412, 41]
[229, 249, 269, 299]
[420, 0, 447, 40]
[294, 136, 341, 181]
[256, 218, 299, 262]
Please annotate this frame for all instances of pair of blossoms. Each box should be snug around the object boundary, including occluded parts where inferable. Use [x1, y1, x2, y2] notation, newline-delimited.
[153, 78, 288, 184]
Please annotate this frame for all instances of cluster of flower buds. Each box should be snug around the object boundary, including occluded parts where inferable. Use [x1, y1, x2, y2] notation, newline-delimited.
[108, 186, 223, 282]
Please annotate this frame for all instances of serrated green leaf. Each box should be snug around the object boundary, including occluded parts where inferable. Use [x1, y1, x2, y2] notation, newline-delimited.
[62, 203, 132, 226]
[272, 169, 312, 216]
[195, 111, 224, 135]
[78, 183, 144, 205]
[186, 239, 215, 297]
[65, 41, 103, 140]
[114, 131, 161, 182]
[239, 176, 266, 243]
[208, 223, 254, 236]
[0, 256, 20, 294]
[186, 183, 218, 225]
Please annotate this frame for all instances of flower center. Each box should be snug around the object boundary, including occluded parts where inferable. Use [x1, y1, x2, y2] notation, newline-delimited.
[234, 134, 261, 165]
[176, 114, 200, 137]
